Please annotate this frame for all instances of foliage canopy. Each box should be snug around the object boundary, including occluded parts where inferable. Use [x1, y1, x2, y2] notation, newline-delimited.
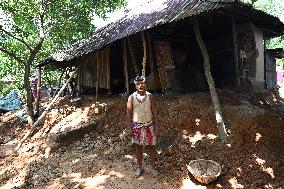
[0, 0, 126, 97]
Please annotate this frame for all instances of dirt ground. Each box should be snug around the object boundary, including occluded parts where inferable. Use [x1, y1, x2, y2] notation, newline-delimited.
[0, 89, 284, 189]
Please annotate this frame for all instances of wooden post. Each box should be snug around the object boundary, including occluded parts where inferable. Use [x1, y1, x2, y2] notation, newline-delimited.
[96, 52, 100, 101]
[141, 31, 147, 77]
[57, 68, 66, 89]
[106, 46, 111, 94]
[146, 32, 155, 73]
[264, 39, 268, 89]
[232, 17, 240, 87]
[123, 39, 129, 94]
[44, 67, 52, 88]
[127, 38, 139, 75]
[15, 67, 80, 152]
[35, 67, 41, 114]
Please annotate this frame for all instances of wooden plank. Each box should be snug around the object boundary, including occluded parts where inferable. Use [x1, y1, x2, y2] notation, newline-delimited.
[154, 41, 174, 93]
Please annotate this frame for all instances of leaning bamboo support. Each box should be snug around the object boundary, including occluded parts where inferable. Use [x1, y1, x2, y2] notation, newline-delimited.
[192, 17, 228, 141]
[141, 31, 147, 77]
[123, 39, 129, 94]
[14, 66, 80, 152]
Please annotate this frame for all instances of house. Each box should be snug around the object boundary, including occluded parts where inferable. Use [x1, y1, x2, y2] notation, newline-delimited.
[266, 48, 284, 87]
[38, 0, 284, 95]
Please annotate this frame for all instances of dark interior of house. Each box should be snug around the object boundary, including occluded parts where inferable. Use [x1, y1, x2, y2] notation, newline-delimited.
[109, 40, 127, 94]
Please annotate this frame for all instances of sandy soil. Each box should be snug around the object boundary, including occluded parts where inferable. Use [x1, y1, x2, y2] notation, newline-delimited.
[0, 89, 283, 189]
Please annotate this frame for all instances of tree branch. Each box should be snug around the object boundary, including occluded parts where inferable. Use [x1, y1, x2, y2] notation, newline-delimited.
[13, 25, 32, 39]
[0, 46, 24, 63]
[37, 0, 45, 47]
[0, 27, 32, 51]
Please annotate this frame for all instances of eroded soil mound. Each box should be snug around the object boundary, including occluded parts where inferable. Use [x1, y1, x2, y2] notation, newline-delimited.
[0, 89, 283, 188]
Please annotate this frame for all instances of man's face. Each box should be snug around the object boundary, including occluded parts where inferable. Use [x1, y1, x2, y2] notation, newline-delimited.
[135, 80, 146, 92]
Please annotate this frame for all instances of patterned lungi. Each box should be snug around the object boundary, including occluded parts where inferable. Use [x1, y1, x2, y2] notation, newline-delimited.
[132, 121, 156, 145]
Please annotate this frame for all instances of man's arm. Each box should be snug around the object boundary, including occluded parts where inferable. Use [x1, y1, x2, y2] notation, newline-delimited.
[126, 95, 133, 130]
[149, 94, 158, 132]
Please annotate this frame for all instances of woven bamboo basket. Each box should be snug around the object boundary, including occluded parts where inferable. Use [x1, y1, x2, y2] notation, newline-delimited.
[187, 159, 221, 184]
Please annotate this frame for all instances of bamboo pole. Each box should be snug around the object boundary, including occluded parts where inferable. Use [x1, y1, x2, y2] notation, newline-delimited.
[123, 39, 129, 94]
[14, 66, 80, 152]
[192, 17, 228, 141]
[127, 38, 139, 75]
[141, 31, 147, 77]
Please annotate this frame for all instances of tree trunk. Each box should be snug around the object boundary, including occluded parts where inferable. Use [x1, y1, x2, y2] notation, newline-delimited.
[24, 62, 35, 125]
[23, 1, 46, 125]
[15, 67, 80, 151]
[24, 42, 44, 125]
[35, 67, 41, 115]
[192, 17, 228, 141]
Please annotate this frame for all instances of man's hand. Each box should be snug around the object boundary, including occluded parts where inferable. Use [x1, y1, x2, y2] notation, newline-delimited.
[154, 125, 159, 137]
[126, 127, 132, 137]
[120, 128, 132, 140]
[155, 130, 160, 137]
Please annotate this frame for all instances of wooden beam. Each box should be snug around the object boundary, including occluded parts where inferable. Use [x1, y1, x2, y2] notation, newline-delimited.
[57, 68, 66, 89]
[141, 31, 147, 77]
[106, 46, 111, 94]
[232, 17, 240, 87]
[96, 52, 100, 101]
[123, 39, 129, 94]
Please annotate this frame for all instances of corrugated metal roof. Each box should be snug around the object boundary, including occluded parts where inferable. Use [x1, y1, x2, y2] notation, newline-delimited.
[43, 0, 284, 66]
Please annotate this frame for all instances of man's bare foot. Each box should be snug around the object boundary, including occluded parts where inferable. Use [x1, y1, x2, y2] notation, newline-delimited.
[151, 168, 160, 178]
[134, 168, 144, 178]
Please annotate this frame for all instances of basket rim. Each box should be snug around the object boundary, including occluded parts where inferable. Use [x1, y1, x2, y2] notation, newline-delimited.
[186, 159, 222, 177]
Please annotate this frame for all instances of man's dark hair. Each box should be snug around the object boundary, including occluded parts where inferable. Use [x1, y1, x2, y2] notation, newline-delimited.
[133, 76, 145, 84]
